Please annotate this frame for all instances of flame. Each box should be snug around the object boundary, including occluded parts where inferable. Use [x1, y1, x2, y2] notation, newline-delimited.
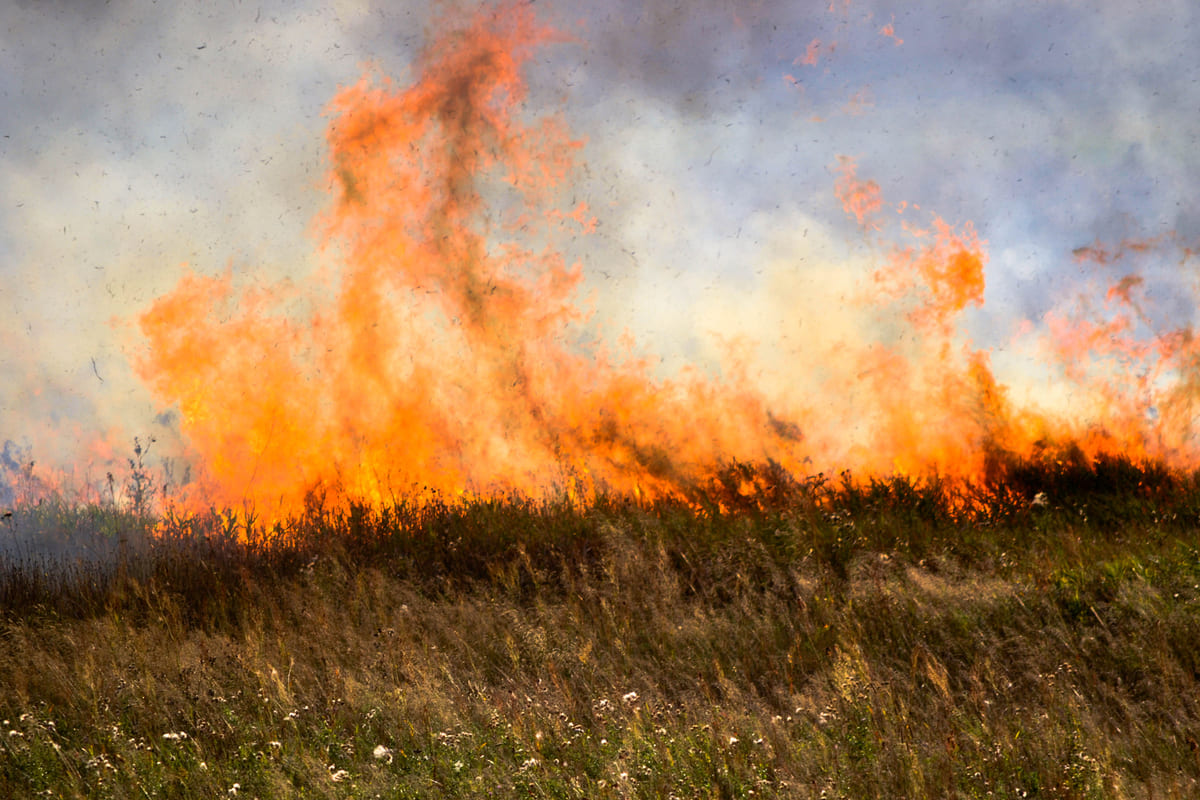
[879, 21, 903, 46]
[122, 1, 1200, 521]
[134, 3, 803, 515]
[1040, 244, 1200, 466]
[834, 156, 883, 230]
[797, 39, 826, 67]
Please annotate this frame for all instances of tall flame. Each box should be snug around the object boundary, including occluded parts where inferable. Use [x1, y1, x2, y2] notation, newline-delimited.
[135, 3, 803, 514]
[131, 2, 1200, 518]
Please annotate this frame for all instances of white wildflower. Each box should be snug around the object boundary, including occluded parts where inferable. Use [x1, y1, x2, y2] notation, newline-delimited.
[373, 745, 393, 764]
[622, 691, 639, 704]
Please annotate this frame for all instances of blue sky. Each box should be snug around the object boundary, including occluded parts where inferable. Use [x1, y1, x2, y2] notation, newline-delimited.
[1, 0, 1197, 472]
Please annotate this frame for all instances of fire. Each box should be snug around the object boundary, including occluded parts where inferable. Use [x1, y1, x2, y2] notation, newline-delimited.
[1042, 239, 1200, 466]
[834, 156, 882, 230]
[125, 2, 1200, 520]
[134, 2, 803, 515]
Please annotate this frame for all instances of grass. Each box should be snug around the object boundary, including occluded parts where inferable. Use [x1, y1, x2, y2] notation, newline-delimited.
[1, 454, 1199, 798]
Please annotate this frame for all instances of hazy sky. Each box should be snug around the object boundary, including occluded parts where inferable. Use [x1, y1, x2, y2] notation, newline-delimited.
[2, 0, 1197, 473]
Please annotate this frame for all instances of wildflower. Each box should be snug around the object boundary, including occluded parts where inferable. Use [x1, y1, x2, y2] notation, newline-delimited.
[373, 745, 393, 764]
[329, 766, 350, 782]
[453, 760, 464, 773]
[228, 784, 240, 796]
[622, 691, 638, 704]
[729, 736, 739, 745]
[161, 732, 188, 741]
[268, 741, 282, 749]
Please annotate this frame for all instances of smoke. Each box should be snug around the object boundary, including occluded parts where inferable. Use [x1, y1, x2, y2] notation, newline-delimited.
[0, 0, 389, 479]
[2, 0, 1199, 509]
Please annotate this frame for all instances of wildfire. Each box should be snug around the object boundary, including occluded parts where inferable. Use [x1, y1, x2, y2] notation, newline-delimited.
[134, 3, 804, 515]
[125, 2, 1200, 519]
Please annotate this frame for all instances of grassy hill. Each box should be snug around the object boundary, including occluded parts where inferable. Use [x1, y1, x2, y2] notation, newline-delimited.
[2, 458, 1199, 798]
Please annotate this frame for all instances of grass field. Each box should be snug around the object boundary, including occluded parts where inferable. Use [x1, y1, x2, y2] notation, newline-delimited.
[2, 456, 1199, 798]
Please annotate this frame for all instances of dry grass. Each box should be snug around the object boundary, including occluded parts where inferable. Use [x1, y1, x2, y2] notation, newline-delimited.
[1, 459, 1199, 798]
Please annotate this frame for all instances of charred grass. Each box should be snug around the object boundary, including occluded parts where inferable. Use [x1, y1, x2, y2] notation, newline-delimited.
[2, 455, 1200, 798]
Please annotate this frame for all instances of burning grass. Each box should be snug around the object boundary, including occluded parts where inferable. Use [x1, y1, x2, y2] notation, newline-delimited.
[111, 0, 1200, 524]
[6, 3, 1200, 796]
[2, 457, 1200, 798]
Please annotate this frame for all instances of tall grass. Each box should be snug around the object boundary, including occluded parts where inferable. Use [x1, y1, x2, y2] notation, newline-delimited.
[1, 454, 1199, 797]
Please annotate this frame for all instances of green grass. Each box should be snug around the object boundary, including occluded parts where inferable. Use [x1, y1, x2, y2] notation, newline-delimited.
[2, 455, 1199, 798]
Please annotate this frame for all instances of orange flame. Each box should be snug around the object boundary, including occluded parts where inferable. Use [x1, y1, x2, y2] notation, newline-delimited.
[879, 22, 903, 46]
[125, 2, 1200, 520]
[796, 39, 826, 67]
[134, 3, 806, 516]
[834, 156, 883, 230]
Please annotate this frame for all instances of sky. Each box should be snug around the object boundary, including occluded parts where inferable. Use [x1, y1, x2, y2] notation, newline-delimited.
[1, 0, 1198, 492]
